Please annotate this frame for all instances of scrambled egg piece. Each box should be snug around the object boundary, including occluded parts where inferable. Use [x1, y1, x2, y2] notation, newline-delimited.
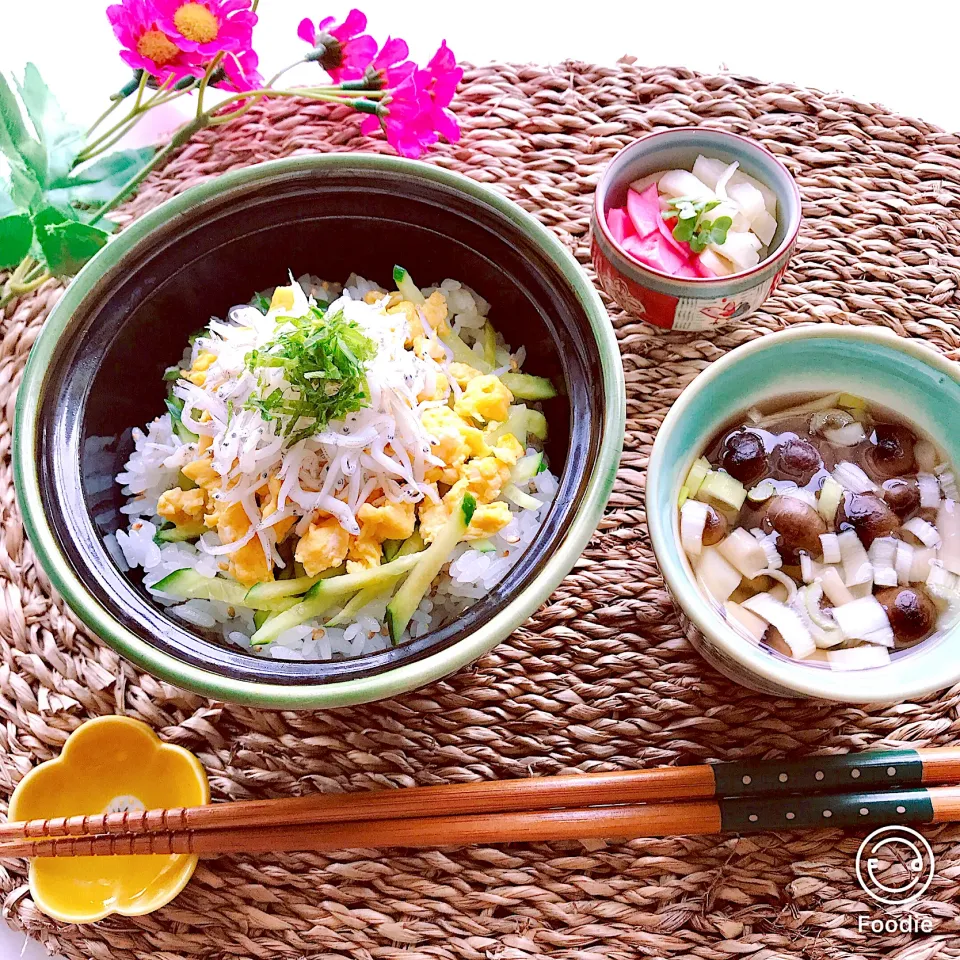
[217, 501, 272, 586]
[493, 434, 524, 465]
[422, 406, 490, 484]
[461, 456, 511, 504]
[269, 286, 296, 312]
[296, 516, 350, 576]
[363, 289, 389, 305]
[418, 480, 513, 543]
[184, 350, 216, 387]
[454, 375, 513, 424]
[420, 291, 448, 332]
[259, 475, 295, 542]
[346, 500, 416, 573]
[449, 362, 483, 388]
[157, 487, 207, 526]
[181, 455, 219, 491]
[412, 334, 447, 363]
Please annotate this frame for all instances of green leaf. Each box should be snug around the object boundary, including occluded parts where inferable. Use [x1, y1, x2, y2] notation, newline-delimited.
[15, 64, 82, 185]
[32, 205, 109, 276]
[9, 158, 43, 210]
[0, 213, 33, 269]
[0, 72, 46, 180]
[709, 216, 733, 246]
[47, 146, 155, 208]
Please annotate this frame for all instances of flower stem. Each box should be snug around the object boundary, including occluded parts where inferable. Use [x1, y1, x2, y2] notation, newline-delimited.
[89, 115, 208, 225]
[196, 54, 223, 117]
[86, 97, 125, 139]
[266, 60, 307, 87]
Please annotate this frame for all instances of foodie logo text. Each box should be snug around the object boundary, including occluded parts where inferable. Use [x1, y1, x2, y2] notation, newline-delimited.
[855, 826, 934, 934]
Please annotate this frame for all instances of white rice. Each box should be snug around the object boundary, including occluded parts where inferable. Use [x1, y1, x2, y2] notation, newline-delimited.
[114, 275, 558, 660]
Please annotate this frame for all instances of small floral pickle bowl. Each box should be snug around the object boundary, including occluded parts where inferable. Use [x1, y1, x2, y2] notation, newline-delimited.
[647, 324, 960, 703]
[9, 716, 209, 923]
[591, 128, 801, 332]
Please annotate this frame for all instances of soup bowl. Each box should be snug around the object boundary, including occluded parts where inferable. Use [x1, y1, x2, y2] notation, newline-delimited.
[592, 127, 801, 331]
[647, 324, 960, 702]
[14, 154, 625, 709]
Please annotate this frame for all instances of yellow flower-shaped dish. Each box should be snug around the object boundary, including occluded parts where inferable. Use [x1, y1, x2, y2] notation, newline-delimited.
[8, 715, 209, 923]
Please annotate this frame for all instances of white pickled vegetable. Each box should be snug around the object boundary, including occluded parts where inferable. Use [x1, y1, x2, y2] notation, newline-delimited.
[791, 586, 843, 648]
[708, 231, 762, 272]
[752, 210, 778, 246]
[867, 536, 899, 587]
[820, 533, 841, 564]
[714, 161, 739, 199]
[729, 169, 778, 218]
[629, 172, 662, 194]
[742, 592, 816, 659]
[839, 529, 873, 586]
[820, 567, 856, 606]
[695, 547, 742, 603]
[936, 465, 959, 501]
[918, 474, 941, 509]
[833, 461, 877, 494]
[680, 499, 710, 557]
[658, 169, 714, 201]
[937, 499, 960, 575]
[902, 516, 942, 549]
[758, 567, 799, 601]
[698, 248, 735, 277]
[717, 528, 768, 578]
[800, 552, 823, 584]
[726, 181, 765, 227]
[724, 600, 769, 642]
[692, 155, 728, 191]
[828, 645, 891, 669]
[832, 595, 896, 647]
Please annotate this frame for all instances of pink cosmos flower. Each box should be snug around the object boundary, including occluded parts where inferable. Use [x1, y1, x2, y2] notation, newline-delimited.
[366, 36, 414, 88]
[107, 0, 205, 84]
[298, 9, 377, 82]
[218, 48, 262, 92]
[360, 40, 462, 158]
[153, 0, 257, 56]
[416, 41, 462, 143]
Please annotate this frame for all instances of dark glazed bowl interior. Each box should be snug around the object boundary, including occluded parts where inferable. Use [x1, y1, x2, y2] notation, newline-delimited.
[30, 157, 608, 689]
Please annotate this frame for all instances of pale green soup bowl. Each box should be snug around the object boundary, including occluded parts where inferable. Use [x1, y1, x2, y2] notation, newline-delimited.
[647, 324, 960, 702]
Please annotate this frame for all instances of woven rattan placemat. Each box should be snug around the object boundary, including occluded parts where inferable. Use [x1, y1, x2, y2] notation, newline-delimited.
[3, 61, 960, 960]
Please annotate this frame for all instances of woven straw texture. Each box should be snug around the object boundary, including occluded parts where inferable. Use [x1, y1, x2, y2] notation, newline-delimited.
[3, 60, 960, 960]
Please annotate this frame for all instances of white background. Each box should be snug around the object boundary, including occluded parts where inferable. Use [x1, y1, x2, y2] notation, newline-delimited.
[2, 1, 960, 957]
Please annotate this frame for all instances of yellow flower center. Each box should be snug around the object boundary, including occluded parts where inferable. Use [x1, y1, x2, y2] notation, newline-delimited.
[173, 3, 219, 43]
[137, 29, 180, 66]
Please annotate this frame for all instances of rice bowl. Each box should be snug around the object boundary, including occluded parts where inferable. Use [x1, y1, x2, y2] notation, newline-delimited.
[111, 270, 561, 660]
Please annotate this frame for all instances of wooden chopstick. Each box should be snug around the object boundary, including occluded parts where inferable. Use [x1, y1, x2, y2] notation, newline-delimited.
[4, 784, 960, 859]
[3, 747, 959, 850]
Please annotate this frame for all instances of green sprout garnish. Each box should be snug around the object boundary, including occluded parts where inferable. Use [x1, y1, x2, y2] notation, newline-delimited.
[665, 196, 733, 253]
[244, 305, 377, 444]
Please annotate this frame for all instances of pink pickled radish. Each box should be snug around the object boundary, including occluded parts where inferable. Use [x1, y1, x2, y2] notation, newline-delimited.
[657, 214, 692, 259]
[692, 254, 714, 278]
[626, 184, 660, 238]
[622, 232, 689, 275]
[675, 262, 700, 278]
[606, 207, 635, 244]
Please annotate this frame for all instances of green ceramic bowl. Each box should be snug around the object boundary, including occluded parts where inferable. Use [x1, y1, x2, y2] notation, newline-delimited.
[14, 154, 625, 709]
[648, 324, 960, 702]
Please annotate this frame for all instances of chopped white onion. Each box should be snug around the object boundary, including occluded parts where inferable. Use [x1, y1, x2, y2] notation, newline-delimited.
[800, 552, 822, 584]
[828, 645, 891, 670]
[780, 487, 818, 508]
[902, 516, 942, 549]
[823, 423, 866, 446]
[695, 547, 743, 603]
[742, 592, 816, 658]
[724, 600, 768, 642]
[680, 500, 710, 557]
[820, 567, 855, 606]
[910, 546, 937, 583]
[749, 528, 783, 570]
[895, 540, 915, 585]
[757, 567, 799, 601]
[918, 474, 941, 510]
[868, 537, 899, 588]
[915, 440, 938, 474]
[832, 461, 877, 494]
[936, 467, 959, 501]
[747, 480, 776, 503]
[938, 499, 960, 575]
[820, 533, 841, 565]
[717, 528, 769, 579]
[839, 529, 873, 586]
[832, 595, 896, 647]
[817, 476, 844, 524]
